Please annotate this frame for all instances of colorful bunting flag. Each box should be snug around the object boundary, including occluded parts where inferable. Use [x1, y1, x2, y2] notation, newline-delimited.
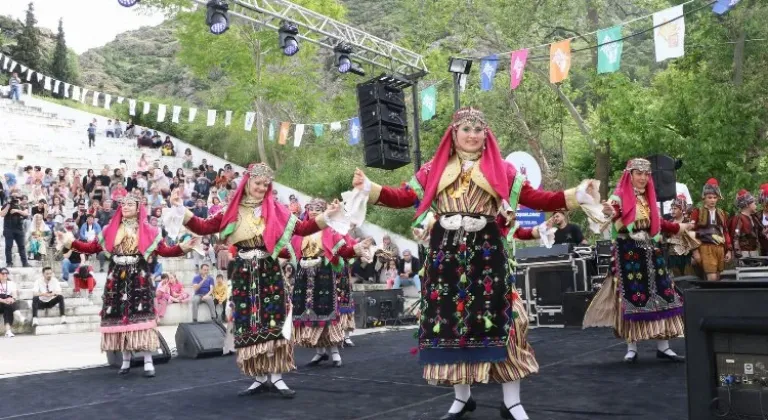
[104, 93, 112, 110]
[53, 80, 60, 94]
[188, 108, 197, 123]
[44, 76, 52, 91]
[294, 124, 305, 147]
[172, 106, 181, 123]
[244, 112, 256, 131]
[143, 102, 151, 115]
[207, 110, 217, 126]
[330, 121, 342, 131]
[63, 83, 70, 98]
[480, 55, 499, 91]
[654, 5, 685, 62]
[313, 124, 324, 138]
[713, 0, 741, 15]
[72, 86, 80, 101]
[157, 104, 167, 122]
[349, 117, 361, 145]
[420, 85, 437, 121]
[509, 49, 529, 90]
[224, 110, 232, 127]
[92, 91, 100, 107]
[597, 25, 624, 74]
[80, 88, 88, 103]
[549, 40, 572, 83]
[129, 99, 136, 116]
[268, 121, 276, 141]
[26, 69, 33, 81]
[117, 96, 125, 104]
[278, 122, 290, 145]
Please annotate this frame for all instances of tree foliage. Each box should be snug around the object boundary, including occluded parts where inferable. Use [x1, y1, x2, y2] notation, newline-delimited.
[11, 2, 42, 70]
[51, 18, 70, 90]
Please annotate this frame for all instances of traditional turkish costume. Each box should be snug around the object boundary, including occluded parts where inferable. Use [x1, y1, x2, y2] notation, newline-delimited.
[363, 108, 586, 420]
[290, 198, 362, 367]
[584, 158, 687, 364]
[62, 196, 186, 377]
[690, 178, 731, 276]
[171, 163, 329, 397]
[729, 190, 761, 261]
[664, 194, 698, 277]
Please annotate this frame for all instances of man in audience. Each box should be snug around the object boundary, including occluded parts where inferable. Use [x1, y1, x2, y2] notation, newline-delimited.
[393, 249, 422, 292]
[0, 267, 21, 337]
[192, 199, 208, 219]
[191, 264, 216, 323]
[551, 210, 587, 246]
[1, 191, 30, 267]
[31, 267, 66, 326]
[79, 214, 102, 242]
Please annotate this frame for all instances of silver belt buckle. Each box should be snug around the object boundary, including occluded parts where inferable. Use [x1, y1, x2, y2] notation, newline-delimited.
[239, 249, 269, 260]
[299, 258, 323, 268]
[113, 255, 139, 265]
[461, 216, 487, 233]
[439, 214, 463, 231]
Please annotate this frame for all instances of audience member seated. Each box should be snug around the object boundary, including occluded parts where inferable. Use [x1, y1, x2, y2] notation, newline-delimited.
[382, 234, 401, 261]
[32, 267, 66, 325]
[383, 259, 398, 289]
[168, 274, 189, 303]
[155, 274, 188, 319]
[191, 264, 216, 323]
[160, 136, 176, 156]
[393, 249, 422, 292]
[27, 213, 51, 261]
[151, 131, 163, 148]
[212, 273, 228, 323]
[137, 131, 154, 148]
[72, 265, 96, 298]
[0, 267, 21, 337]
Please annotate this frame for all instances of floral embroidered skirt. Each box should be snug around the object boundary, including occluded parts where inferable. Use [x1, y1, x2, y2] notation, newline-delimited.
[292, 259, 344, 348]
[230, 252, 294, 376]
[100, 255, 159, 352]
[419, 218, 538, 385]
[584, 238, 684, 342]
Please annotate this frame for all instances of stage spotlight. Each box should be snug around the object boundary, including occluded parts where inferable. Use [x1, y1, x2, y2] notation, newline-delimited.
[448, 57, 472, 75]
[278, 21, 300, 56]
[117, 0, 139, 7]
[206, 0, 230, 35]
[334, 42, 353, 72]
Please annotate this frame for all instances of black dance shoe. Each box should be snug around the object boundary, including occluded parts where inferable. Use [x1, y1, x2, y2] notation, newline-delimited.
[143, 369, 156, 378]
[117, 367, 130, 375]
[306, 353, 329, 366]
[500, 402, 525, 419]
[439, 397, 476, 420]
[237, 380, 271, 396]
[657, 349, 685, 363]
[271, 379, 296, 399]
[624, 350, 638, 364]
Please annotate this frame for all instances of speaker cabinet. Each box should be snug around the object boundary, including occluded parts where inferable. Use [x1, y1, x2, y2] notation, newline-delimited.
[357, 82, 406, 108]
[351, 289, 405, 328]
[357, 78, 410, 171]
[106, 329, 171, 368]
[563, 291, 595, 327]
[175, 322, 227, 359]
[646, 154, 678, 202]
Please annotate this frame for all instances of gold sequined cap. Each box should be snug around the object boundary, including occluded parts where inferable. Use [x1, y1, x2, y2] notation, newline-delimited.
[625, 158, 651, 173]
[247, 162, 275, 181]
[451, 107, 487, 128]
[307, 198, 327, 212]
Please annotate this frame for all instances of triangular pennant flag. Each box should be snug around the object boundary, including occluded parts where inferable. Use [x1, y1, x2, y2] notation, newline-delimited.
[509, 49, 529, 90]
[128, 99, 137, 116]
[9, 61, 17, 72]
[72, 86, 80, 101]
[224, 110, 232, 127]
[420, 85, 437, 121]
[117, 96, 124, 104]
[19, 65, 27, 73]
[207, 110, 217, 126]
[104, 94, 112, 110]
[80, 88, 89, 103]
[597, 25, 624, 74]
[294, 124, 305, 147]
[143, 102, 150, 115]
[268, 120, 276, 141]
[92, 91, 100, 107]
[26, 69, 33, 81]
[53, 80, 61, 94]
[63, 83, 70, 98]
[188, 108, 197, 122]
[313, 124, 324, 138]
[713, 0, 741, 15]
[278, 122, 290, 145]
[44, 76, 52, 91]
[36, 72, 43, 83]
[157, 104, 167, 122]
[480, 55, 498, 91]
[330, 121, 342, 131]
[172, 106, 181, 123]
[244, 112, 256, 131]
[654, 5, 685, 62]
[1, 56, 7, 69]
[549, 39, 572, 83]
[349, 117, 361, 145]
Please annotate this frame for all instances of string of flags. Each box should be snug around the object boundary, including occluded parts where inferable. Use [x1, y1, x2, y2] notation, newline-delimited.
[471, 0, 739, 91]
[0, 49, 444, 147]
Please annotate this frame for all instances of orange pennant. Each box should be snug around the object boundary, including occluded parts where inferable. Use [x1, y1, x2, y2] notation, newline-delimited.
[278, 122, 290, 145]
[549, 39, 572, 83]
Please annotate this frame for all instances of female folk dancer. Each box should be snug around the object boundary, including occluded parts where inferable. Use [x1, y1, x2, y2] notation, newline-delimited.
[57, 196, 197, 378]
[291, 198, 368, 367]
[584, 158, 692, 364]
[167, 163, 341, 398]
[352, 107, 594, 420]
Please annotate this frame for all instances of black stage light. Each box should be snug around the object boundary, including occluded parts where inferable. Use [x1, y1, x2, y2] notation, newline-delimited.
[278, 21, 300, 56]
[117, 0, 140, 6]
[206, 0, 230, 35]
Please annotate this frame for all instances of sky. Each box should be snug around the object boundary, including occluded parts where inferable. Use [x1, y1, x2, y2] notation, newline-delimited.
[0, 0, 167, 54]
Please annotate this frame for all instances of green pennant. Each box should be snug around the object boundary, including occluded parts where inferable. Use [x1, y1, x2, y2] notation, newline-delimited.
[268, 120, 276, 142]
[420, 85, 437, 121]
[597, 25, 623, 74]
[314, 124, 324, 138]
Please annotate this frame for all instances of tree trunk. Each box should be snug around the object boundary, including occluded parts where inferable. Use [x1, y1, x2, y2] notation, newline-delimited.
[587, 0, 611, 198]
[508, 91, 554, 186]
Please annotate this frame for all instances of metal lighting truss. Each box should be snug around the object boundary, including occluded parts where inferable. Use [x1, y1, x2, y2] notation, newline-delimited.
[191, 0, 428, 77]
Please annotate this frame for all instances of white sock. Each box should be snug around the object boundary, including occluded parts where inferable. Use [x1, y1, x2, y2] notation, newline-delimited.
[502, 381, 529, 419]
[270, 373, 289, 390]
[625, 342, 638, 359]
[330, 346, 341, 362]
[657, 339, 676, 355]
[247, 374, 268, 390]
[345, 331, 351, 339]
[311, 348, 326, 361]
[142, 352, 154, 371]
[448, 384, 471, 414]
[121, 351, 131, 370]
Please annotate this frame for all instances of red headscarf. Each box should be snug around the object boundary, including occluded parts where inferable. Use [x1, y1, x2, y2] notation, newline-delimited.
[218, 163, 293, 254]
[415, 107, 513, 218]
[98, 198, 161, 258]
[612, 159, 660, 237]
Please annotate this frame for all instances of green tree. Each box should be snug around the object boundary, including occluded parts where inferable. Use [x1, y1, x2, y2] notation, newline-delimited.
[11, 2, 41, 70]
[51, 18, 70, 95]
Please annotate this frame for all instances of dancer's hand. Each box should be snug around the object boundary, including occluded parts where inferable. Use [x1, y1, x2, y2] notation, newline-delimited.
[725, 251, 733, 263]
[326, 199, 342, 215]
[352, 168, 366, 189]
[170, 188, 183, 207]
[692, 249, 701, 264]
[179, 236, 199, 252]
[601, 201, 615, 217]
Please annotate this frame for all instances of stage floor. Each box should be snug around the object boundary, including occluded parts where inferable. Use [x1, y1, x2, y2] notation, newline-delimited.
[0, 328, 687, 420]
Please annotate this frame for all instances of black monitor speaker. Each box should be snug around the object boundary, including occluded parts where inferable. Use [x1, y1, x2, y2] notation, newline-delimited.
[175, 321, 227, 359]
[646, 154, 678, 202]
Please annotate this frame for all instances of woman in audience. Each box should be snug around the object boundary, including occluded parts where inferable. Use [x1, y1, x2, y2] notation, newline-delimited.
[82, 169, 95, 195]
[154, 274, 176, 319]
[182, 148, 194, 170]
[27, 214, 50, 261]
[111, 182, 128, 202]
[49, 196, 65, 227]
[209, 196, 223, 216]
[168, 273, 189, 302]
[161, 136, 175, 157]
[137, 154, 150, 173]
